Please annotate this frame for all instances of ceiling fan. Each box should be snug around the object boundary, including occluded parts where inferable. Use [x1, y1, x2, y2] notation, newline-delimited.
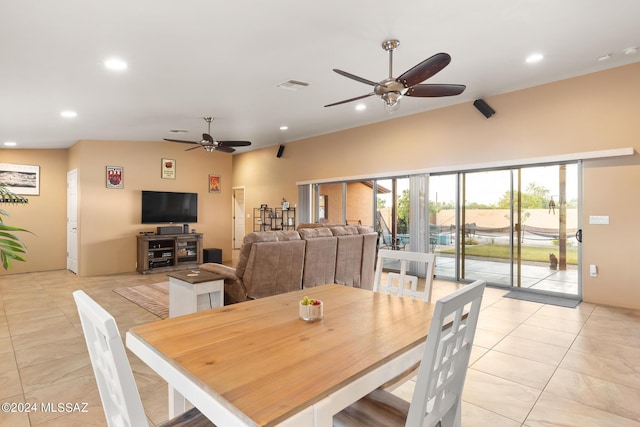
[163, 117, 251, 153]
[325, 40, 466, 113]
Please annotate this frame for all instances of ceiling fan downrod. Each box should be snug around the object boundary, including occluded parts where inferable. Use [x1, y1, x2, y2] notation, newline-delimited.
[382, 39, 400, 79]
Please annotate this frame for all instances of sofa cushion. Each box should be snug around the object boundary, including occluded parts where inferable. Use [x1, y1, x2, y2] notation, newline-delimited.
[298, 227, 333, 239]
[328, 225, 358, 236]
[333, 234, 363, 287]
[242, 239, 306, 299]
[299, 227, 337, 288]
[236, 231, 301, 279]
[360, 232, 378, 290]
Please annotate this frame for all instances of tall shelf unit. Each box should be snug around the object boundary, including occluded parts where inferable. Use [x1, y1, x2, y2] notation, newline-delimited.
[253, 206, 296, 231]
[274, 207, 296, 230]
[253, 207, 273, 231]
[137, 233, 203, 274]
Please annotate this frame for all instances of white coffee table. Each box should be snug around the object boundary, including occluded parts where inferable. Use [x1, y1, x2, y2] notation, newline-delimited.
[167, 270, 225, 317]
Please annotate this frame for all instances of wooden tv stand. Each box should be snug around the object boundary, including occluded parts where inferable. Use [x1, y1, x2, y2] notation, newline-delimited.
[136, 233, 203, 274]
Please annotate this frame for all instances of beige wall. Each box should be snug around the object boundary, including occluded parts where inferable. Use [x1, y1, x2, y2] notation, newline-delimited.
[1, 140, 233, 277]
[0, 150, 68, 274]
[232, 62, 640, 309]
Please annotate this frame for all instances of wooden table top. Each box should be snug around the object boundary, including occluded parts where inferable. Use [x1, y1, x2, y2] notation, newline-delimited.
[167, 269, 225, 284]
[129, 284, 436, 426]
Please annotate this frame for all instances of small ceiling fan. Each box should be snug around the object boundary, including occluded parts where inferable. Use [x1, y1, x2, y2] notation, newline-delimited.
[163, 117, 251, 153]
[325, 40, 466, 113]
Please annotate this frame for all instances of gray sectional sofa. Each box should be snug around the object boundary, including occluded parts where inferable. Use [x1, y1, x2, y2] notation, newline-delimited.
[200, 225, 377, 304]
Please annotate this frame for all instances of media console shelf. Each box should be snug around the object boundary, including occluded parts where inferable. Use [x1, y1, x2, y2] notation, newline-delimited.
[137, 233, 203, 274]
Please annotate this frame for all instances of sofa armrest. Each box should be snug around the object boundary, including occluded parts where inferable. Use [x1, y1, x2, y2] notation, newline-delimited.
[199, 263, 249, 304]
[200, 263, 239, 281]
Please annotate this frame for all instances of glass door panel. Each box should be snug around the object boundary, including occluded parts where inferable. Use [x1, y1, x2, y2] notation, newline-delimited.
[429, 174, 458, 280]
[375, 179, 393, 250]
[375, 178, 410, 273]
[518, 164, 579, 295]
[432, 163, 581, 296]
[461, 170, 514, 285]
[345, 181, 375, 227]
[318, 183, 343, 224]
[396, 178, 410, 251]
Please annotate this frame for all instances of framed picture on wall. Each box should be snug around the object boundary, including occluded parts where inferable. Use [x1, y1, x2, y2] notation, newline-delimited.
[209, 175, 221, 193]
[161, 158, 176, 179]
[106, 166, 123, 189]
[0, 163, 40, 195]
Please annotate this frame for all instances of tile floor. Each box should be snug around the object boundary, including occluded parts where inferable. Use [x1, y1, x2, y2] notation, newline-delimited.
[1, 268, 640, 426]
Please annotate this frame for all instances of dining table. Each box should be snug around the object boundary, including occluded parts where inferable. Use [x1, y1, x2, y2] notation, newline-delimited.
[126, 283, 436, 427]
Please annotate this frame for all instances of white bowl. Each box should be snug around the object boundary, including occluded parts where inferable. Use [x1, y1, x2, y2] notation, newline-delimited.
[299, 300, 323, 322]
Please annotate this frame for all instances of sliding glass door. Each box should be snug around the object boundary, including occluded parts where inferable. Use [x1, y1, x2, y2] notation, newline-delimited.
[430, 163, 580, 297]
[308, 161, 581, 297]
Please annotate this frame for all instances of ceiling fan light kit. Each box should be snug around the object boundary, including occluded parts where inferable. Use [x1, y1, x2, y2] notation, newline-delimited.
[163, 117, 251, 153]
[325, 39, 466, 113]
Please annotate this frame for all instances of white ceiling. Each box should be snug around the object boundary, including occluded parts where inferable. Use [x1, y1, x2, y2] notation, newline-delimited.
[1, 0, 639, 153]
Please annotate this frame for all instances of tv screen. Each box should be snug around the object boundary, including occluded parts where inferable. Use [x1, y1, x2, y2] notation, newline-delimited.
[141, 191, 198, 224]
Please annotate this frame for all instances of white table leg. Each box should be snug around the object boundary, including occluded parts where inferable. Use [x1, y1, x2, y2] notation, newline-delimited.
[168, 385, 186, 419]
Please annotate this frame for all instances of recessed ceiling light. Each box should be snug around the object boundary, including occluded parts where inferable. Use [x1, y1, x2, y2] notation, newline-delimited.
[60, 110, 77, 118]
[525, 53, 544, 64]
[597, 54, 612, 62]
[355, 104, 366, 111]
[280, 126, 289, 131]
[624, 47, 638, 55]
[3, 141, 17, 147]
[104, 57, 128, 71]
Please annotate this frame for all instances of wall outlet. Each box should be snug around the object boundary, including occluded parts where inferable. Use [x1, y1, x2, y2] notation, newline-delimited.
[589, 215, 609, 225]
[589, 264, 598, 278]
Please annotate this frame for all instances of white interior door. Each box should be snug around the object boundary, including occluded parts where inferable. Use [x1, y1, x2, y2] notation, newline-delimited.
[233, 188, 245, 249]
[67, 169, 78, 274]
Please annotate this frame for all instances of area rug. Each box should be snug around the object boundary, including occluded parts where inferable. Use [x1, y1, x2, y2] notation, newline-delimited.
[503, 290, 581, 308]
[113, 282, 169, 319]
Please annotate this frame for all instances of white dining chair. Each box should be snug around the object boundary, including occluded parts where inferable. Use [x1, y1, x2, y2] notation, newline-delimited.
[373, 249, 436, 302]
[73, 290, 214, 427]
[334, 279, 486, 427]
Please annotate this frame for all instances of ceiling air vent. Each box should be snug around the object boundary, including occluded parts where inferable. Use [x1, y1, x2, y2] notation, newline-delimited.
[276, 80, 310, 91]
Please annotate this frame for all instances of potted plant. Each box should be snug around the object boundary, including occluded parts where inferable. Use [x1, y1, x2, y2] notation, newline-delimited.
[0, 183, 31, 270]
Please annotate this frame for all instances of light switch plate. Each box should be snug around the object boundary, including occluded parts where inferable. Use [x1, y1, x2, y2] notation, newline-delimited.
[589, 215, 609, 225]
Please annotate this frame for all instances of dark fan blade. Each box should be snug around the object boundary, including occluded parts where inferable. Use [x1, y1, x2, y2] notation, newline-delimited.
[215, 145, 235, 153]
[397, 53, 451, 88]
[333, 69, 377, 86]
[185, 145, 203, 151]
[324, 93, 375, 107]
[202, 133, 214, 143]
[218, 140, 251, 147]
[164, 138, 199, 144]
[405, 84, 466, 97]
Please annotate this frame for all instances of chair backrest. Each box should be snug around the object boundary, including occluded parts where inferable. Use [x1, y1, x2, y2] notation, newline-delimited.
[405, 280, 486, 427]
[373, 249, 436, 302]
[73, 290, 149, 427]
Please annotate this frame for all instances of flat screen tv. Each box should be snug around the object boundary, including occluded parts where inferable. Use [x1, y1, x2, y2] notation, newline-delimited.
[141, 190, 198, 224]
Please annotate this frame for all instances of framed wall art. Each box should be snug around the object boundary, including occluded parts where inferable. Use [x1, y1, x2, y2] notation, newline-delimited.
[209, 175, 221, 193]
[106, 166, 123, 189]
[0, 163, 40, 195]
[161, 158, 176, 179]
